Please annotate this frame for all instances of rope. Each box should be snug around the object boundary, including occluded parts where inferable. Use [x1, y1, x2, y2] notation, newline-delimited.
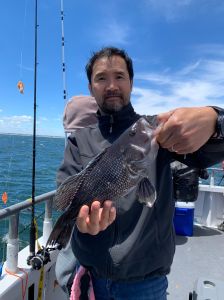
[5, 267, 28, 300]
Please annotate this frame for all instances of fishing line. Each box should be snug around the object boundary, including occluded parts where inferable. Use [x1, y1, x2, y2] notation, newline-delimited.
[19, 211, 44, 236]
[19, 0, 29, 79]
[218, 175, 224, 186]
[1, 135, 16, 263]
[3, 135, 15, 193]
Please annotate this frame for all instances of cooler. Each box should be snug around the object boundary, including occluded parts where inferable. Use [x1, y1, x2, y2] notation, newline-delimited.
[174, 201, 195, 236]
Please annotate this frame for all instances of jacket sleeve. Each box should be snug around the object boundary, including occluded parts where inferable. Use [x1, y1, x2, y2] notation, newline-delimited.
[56, 134, 83, 187]
[172, 106, 224, 168]
[173, 137, 224, 169]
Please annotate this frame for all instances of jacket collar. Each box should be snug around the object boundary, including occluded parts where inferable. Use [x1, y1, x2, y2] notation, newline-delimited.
[97, 102, 140, 139]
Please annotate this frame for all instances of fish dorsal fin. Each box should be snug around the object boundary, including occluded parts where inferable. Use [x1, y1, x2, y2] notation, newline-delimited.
[136, 177, 157, 208]
[54, 148, 107, 210]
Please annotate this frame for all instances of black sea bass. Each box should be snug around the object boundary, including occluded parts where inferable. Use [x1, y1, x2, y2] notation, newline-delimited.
[47, 117, 159, 248]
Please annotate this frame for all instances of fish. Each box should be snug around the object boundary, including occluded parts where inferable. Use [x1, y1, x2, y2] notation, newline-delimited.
[47, 116, 159, 248]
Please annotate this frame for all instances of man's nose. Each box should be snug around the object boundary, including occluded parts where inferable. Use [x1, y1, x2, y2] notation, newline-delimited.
[106, 78, 119, 91]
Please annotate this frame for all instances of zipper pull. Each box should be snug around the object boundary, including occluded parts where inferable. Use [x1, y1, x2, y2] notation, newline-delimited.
[109, 115, 113, 133]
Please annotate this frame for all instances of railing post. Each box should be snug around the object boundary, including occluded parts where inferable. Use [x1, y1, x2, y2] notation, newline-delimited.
[210, 170, 215, 186]
[6, 213, 19, 273]
[42, 199, 53, 245]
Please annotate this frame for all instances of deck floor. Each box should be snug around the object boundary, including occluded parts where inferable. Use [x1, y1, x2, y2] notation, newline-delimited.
[167, 225, 224, 299]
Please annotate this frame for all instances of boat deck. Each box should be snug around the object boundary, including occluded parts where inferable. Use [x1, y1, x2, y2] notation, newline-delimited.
[167, 225, 224, 299]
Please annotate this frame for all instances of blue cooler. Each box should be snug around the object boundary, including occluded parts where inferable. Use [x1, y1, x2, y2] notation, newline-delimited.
[174, 202, 195, 236]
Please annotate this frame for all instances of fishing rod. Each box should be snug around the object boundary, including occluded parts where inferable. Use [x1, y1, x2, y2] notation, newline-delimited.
[27, 0, 38, 267]
[60, 0, 68, 106]
[26, 0, 63, 270]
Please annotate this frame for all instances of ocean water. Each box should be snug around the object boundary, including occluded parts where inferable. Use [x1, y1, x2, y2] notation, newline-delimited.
[0, 134, 223, 262]
[0, 134, 65, 261]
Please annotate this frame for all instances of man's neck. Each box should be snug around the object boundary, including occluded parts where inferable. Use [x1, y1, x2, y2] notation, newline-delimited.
[98, 103, 131, 116]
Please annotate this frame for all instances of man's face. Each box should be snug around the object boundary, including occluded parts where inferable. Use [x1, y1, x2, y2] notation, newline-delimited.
[89, 55, 133, 113]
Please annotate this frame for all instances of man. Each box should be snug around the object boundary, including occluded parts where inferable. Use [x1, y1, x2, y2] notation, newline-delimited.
[56, 47, 224, 299]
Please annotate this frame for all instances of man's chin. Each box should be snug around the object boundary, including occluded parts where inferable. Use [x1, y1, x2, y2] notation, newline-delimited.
[102, 101, 124, 113]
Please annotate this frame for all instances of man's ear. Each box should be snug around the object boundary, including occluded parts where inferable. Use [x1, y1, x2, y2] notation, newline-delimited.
[130, 80, 133, 90]
[88, 83, 93, 96]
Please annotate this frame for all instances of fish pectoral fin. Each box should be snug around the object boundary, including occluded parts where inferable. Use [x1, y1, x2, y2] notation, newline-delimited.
[136, 177, 156, 207]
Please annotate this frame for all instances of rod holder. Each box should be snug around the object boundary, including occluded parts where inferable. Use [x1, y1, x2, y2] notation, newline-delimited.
[43, 199, 53, 245]
[6, 213, 19, 273]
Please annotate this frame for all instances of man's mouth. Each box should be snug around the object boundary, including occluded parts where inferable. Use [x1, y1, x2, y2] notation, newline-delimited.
[105, 95, 122, 100]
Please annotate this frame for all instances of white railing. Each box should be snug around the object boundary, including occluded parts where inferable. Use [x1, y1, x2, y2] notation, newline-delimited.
[0, 190, 56, 273]
[207, 167, 224, 186]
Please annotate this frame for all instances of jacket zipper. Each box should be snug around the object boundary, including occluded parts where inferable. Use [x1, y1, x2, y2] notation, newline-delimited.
[106, 201, 119, 278]
[109, 115, 114, 133]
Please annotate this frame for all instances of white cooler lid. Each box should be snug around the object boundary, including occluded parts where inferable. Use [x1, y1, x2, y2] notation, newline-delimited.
[175, 201, 195, 208]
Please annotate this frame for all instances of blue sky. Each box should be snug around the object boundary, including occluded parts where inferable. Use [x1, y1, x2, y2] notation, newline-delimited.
[0, 0, 224, 136]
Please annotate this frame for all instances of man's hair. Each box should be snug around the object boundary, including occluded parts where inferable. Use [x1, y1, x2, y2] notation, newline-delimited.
[85, 47, 134, 84]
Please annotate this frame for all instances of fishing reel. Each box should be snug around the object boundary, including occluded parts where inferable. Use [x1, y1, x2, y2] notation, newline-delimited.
[27, 244, 62, 270]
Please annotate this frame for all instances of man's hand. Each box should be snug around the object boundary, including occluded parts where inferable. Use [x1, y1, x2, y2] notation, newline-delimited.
[76, 200, 116, 235]
[156, 107, 217, 154]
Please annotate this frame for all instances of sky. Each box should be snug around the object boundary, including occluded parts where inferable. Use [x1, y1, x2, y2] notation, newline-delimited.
[0, 0, 224, 137]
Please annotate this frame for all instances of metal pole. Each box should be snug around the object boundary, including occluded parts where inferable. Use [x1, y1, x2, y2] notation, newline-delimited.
[60, 0, 67, 105]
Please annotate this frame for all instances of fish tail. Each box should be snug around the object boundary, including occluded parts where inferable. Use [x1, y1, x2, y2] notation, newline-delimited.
[46, 210, 76, 249]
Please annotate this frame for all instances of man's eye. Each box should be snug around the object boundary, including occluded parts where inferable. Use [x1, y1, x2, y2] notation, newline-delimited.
[98, 77, 105, 81]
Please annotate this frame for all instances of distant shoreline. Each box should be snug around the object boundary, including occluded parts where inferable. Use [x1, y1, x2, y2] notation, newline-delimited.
[0, 132, 64, 139]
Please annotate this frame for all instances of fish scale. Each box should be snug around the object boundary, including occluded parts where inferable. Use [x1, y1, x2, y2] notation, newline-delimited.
[74, 153, 134, 205]
[47, 117, 158, 248]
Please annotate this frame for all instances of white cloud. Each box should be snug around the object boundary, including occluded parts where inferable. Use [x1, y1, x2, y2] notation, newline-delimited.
[0, 115, 33, 134]
[145, 0, 193, 21]
[177, 60, 201, 76]
[132, 58, 224, 115]
[0, 113, 65, 135]
[144, 0, 224, 22]
[39, 117, 48, 121]
[194, 44, 224, 58]
[3, 115, 32, 125]
[96, 20, 130, 45]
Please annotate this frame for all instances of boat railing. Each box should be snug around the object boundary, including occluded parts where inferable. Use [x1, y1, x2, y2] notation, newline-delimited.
[0, 166, 222, 274]
[206, 167, 224, 186]
[0, 190, 56, 273]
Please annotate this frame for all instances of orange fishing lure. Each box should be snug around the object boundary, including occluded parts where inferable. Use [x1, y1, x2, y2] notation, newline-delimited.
[17, 81, 24, 94]
[2, 192, 8, 204]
